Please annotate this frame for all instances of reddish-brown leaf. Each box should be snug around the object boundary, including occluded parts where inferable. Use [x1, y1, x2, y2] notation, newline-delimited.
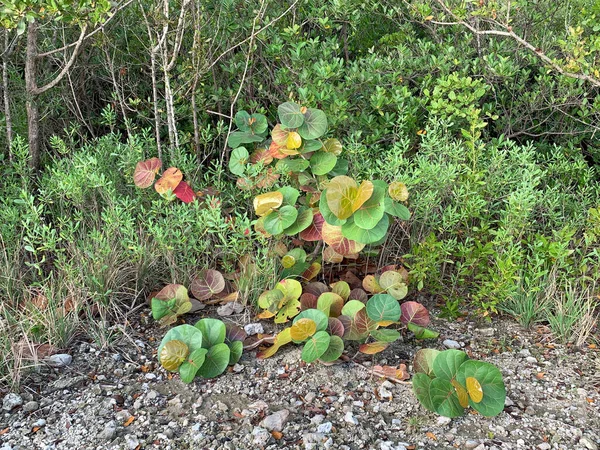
[133, 157, 162, 188]
[173, 181, 196, 203]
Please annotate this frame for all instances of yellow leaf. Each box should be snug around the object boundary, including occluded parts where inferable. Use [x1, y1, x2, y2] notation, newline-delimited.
[452, 380, 470, 408]
[466, 377, 484, 403]
[326, 176, 374, 220]
[388, 181, 409, 201]
[253, 191, 284, 216]
[286, 131, 302, 149]
[290, 318, 317, 341]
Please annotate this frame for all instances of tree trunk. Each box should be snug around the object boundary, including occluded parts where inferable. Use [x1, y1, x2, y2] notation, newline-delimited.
[2, 30, 13, 155]
[25, 21, 40, 171]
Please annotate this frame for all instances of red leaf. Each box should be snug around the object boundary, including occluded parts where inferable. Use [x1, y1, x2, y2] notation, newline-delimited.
[173, 181, 196, 203]
[299, 212, 324, 241]
[133, 157, 162, 188]
[400, 301, 430, 326]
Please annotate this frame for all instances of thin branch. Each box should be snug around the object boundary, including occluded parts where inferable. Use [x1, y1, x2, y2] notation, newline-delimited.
[166, 0, 191, 71]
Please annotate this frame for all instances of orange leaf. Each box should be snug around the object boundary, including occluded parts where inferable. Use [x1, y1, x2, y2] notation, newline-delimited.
[271, 431, 283, 440]
[32, 426, 41, 433]
[536, 372, 545, 379]
[0, 428, 9, 435]
[426, 432, 437, 441]
[155, 167, 183, 194]
[123, 416, 135, 427]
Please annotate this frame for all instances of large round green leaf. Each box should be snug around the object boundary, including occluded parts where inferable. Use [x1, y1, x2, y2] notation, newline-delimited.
[413, 348, 440, 377]
[283, 207, 314, 235]
[310, 151, 337, 176]
[433, 349, 469, 382]
[298, 108, 327, 139]
[235, 111, 268, 133]
[294, 308, 329, 332]
[353, 180, 386, 229]
[340, 299, 365, 318]
[276, 158, 310, 173]
[277, 186, 300, 206]
[413, 373, 435, 412]
[158, 324, 203, 361]
[341, 215, 389, 244]
[197, 343, 230, 378]
[195, 318, 226, 349]
[263, 206, 298, 235]
[228, 131, 264, 149]
[456, 360, 506, 417]
[370, 329, 401, 343]
[151, 297, 177, 320]
[319, 189, 346, 226]
[319, 335, 344, 362]
[179, 348, 208, 383]
[228, 340, 244, 365]
[366, 293, 401, 323]
[384, 197, 410, 220]
[278, 102, 305, 128]
[301, 330, 331, 363]
[329, 158, 349, 177]
[316, 292, 344, 317]
[430, 378, 465, 418]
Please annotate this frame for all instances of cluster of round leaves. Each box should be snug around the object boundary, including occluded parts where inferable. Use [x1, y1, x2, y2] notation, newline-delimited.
[158, 319, 246, 383]
[257, 272, 436, 362]
[412, 349, 506, 417]
[133, 157, 196, 203]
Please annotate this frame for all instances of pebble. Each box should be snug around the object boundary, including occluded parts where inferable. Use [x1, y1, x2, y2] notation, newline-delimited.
[2, 393, 23, 411]
[244, 323, 264, 336]
[477, 328, 495, 336]
[580, 437, 598, 450]
[473, 445, 485, 450]
[465, 440, 480, 449]
[317, 422, 333, 434]
[344, 411, 358, 425]
[22, 401, 39, 412]
[304, 392, 316, 403]
[537, 443, 551, 450]
[99, 421, 117, 440]
[47, 354, 73, 367]
[380, 442, 407, 450]
[526, 356, 537, 364]
[437, 416, 451, 426]
[259, 409, 290, 432]
[505, 397, 515, 407]
[304, 432, 326, 446]
[519, 349, 531, 357]
[378, 385, 393, 401]
[252, 427, 271, 446]
[310, 414, 325, 425]
[32, 418, 46, 428]
[443, 339, 461, 349]
[125, 434, 140, 450]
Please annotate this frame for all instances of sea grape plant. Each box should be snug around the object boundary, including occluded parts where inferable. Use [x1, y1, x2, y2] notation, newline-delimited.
[133, 157, 196, 203]
[412, 349, 506, 417]
[158, 319, 246, 383]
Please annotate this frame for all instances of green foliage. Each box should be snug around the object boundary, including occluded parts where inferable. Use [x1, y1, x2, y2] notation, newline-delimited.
[413, 349, 506, 418]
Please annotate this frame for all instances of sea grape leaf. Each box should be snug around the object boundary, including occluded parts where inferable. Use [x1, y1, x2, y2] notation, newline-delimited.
[293, 309, 329, 332]
[134, 157, 162, 188]
[179, 348, 208, 383]
[362, 275, 383, 293]
[274, 297, 301, 323]
[286, 131, 302, 150]
[317, 292, 344, 317]
[278, 102, 305, 128]
[407, 322, 440, 340]
[275, 278, 303, 300]
[151, 297, 177, 321]
[319, 335, 344, 362]
[326, 176, 374, 220]
[303, 282, 329, 298]
[173, 181, 196, 203]
[235, 111, 268, 134]
[319, 189, 346, 226]
[466, 377, 483, 403]
[283, 207, 313, 235]
[159, 340, 189, 371]
[341, 300, 365, 318]
[155, 167, 183, 195]
[331, 281, 350, 300]
[299, 212, 324, 241]
[366, 294, 401, 323]
[258, 289, 284, 314]
[225, 324, 247, 344]
[433, 349, 468, 382]
[452, 379, 470, 408]
[401, 301, 430, 326]
[388, 181, 409, 201]
[322, 138, 342, 155]
[290, 318, 317, 342]
[197, 343, 230, 378]
[379, 270, 408, 300]
[190, 269, 225, 301]
[276, 158, 310, 173]
[277, 186, 300, 206]
[301, 262, 321, 282]
[414, 348, 440, 377]
[370, 329, 401, 343]
[263, 206, 298, 235]
[257, 328, 292, 359]
[323, 246, 344, 263]
[254, 191, 284, 216]
[300, 293, 318, 310]
[298, 108, 327, 140]
[158, 324, 203, 362]
[430, 378, 465, 418]
[329, 157, 349, 177]
[195, 318, 227, 348]
[301, 330, 331, 363]
[359, 341, 389, 354]
[322, 222, 366, 256]
[227, 131, 264, 148]
[413, 373, 435, 412]
[271, 124, 289, 146]
[456, 360, 506, 417]
[341, 215, 389, 244]
[229, 147, 249, 176]
[228, 340, 244, 365]
[348, 288, 368, 302]
[250, 148, 273, 165]
[310, 151, 337, 176]
[301, 139, 323, 152]
[353, 180, 386, 229]
[384, 197, 410, 220]
[327, 317, 345, 337]
[347, 309, 378, 341]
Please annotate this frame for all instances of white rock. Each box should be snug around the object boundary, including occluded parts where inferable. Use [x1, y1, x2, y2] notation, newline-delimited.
[244, 323, 264, 336]
[310, 414, 325, 425]
[580, 436, 598, 450]
[252, 427, 271, 446]
[504, 397, 515, 407]
[437, 416, 452, 426]
[537, 443, 551, 450]
[260, 409, 290, 432]
[317, 422, 333, 434]
[47, 353, 73, 367]
[443, 339, 461, 349]
[526, 356, 537, 364]
[344, 411, 358, 425]
[465, 440, 480, 449]
[125, 434, 140, 450]
[2, 393, 23, 411]
[99, 421, 117, 441]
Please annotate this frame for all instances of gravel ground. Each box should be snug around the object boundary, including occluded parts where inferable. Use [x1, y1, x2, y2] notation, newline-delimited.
[1, 309, 599, 450]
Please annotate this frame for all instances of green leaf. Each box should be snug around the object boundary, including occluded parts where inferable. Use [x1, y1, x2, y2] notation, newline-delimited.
[235, 111, 267, 134]
[294, 308, 329, 332]
[263, 206, 298, 235]
[384, 198, 410, 220]
[310, 151, 337, 176]
[379, 270, 408, 300]
[341, 300, 365, 318]
[278, 102, 305, 128]
[298, 108, 327, 140]
[277, 186, 300, 206]
[413, 373, 435, 412]
[197, 343, 230, 378]
[414, 348, 440, 377]
[329, 158, 349, 176]
[228, 340, 244, 365]
[301, 330, 331, 363]
[407, 322, 440, 339]
[227, 131, 264, 148]
[319, 335, 344, 362]
[234, 111, 251, 131]
[456, 360, 506, 417]
[341, 215, 389, 244]
[430, 378, 465, 418]
[366, 293, 401, 323]
[195, 318, 226, 348]
[353, 181, 386, 229]
[433, 349, 468, 382]
[319, 189, 346, 226]
[151, 297, 177, 320]
[283, 207, 313, 235]
[300, 139, 323, 152]
[276, 158, 310, 173]
[179, 348, 208, 383]
[229, 147, 249, 176]
[370, 329, 401, 343]
[158, 324, 203, 362]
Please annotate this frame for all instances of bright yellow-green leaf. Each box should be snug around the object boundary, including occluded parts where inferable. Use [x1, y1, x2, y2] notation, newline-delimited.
[254, 191, 284, 216]
[388, 181, 409, 201]
[290, 318, 317, 341]
[466, 377, 484, 403]
[326, 176, 374, 220]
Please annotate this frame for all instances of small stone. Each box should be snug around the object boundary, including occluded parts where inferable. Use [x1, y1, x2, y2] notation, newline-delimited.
[244, 323, 264, 336]
[112, 353, 123, 362]
[252, 427, 271, 446]
[310, 414, 325, 425]
[477, 328, 495, 337]
[304, 432, 326, 446]
[519, 349, 531, 357]
[116, 410, 132, 422]
[378, 385, 393, 401]
[526, 356, 537, 364]
[47, 354, 73, 367]
[443, 339, 461, 349]
[504, 397, 515, 407]
[2, 393, 23, 411]
[437, 416, 451, 426]
[232, 364, 244, 373]
[247, 400, 268, 412]
[145, 373, 156, 380]
[525, 406, 535, 415]
[580, 436, 598, 450]
[32, 419, 46, 428]
[260, 409, 289, 432]
[537, 443, 551, 450]
[344, 411, 358, 425]
[23, 401, 39, 412]
[317, 422, 333, 434]
[473, 445, 485, 450]
[517, 439, 525, 446]
[304, 392, 316, 403]
[99, 421, 117, 441]
[465, 440, 480, 449]
[125, 434, 140, 450]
